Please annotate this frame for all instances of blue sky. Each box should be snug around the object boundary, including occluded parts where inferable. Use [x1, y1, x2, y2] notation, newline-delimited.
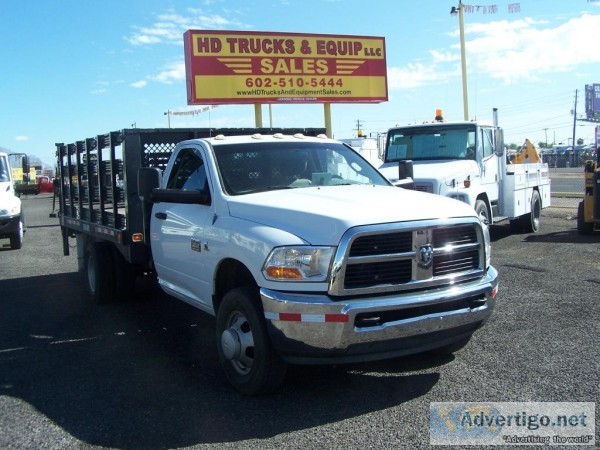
[1, 0, 599, 166]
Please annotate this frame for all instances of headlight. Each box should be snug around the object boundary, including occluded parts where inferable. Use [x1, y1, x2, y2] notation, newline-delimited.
[0, 203, 20, 217]
[263, 246, 335, 282]
[481, 222, 492, 268]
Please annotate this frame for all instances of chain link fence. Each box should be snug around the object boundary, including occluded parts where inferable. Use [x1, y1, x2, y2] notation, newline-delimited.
[548, 167, 584, 211]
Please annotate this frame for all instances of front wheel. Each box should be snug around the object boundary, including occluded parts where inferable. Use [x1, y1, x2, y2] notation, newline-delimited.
[577, 201, 594, 235]
[216, 287, 286, 395]
[9, 218, 24, 250]
[474, 199, 490, 225]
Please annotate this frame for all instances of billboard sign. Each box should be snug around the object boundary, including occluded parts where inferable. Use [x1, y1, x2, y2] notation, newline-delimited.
[184, 30, 387, 105]
[585, 84, 600, 120]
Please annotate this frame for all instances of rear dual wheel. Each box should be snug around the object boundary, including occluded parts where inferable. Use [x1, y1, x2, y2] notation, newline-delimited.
[85, 243, 136, 304]
[510, 190, 542, 233]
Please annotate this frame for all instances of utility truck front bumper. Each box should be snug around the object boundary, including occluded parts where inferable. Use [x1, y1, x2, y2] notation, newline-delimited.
[262, 266, 498, 364]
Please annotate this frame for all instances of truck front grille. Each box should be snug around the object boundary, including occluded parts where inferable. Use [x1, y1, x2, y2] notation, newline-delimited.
[329, 218, 485, 296]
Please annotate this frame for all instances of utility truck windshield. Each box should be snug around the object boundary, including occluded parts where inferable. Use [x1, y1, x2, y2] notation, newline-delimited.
[0, 155, 11, 182]
[386, 125, 477, 162]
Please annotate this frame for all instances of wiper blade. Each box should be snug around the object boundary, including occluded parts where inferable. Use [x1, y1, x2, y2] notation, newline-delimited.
[248, 185, 294, 193]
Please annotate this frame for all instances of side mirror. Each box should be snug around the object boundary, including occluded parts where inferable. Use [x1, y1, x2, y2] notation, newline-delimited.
[138, 167, 162, 202]
[398, 159, 413, 180]
[494, 128, 505, 157]
[396, 160, 414, 189]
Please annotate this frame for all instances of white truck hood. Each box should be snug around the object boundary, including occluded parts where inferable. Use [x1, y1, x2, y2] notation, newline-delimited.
[413, 160, 479, 184]
[226, 185, 476, 244]
[0, 182, 21, 214]
[378, 160, 479, 185]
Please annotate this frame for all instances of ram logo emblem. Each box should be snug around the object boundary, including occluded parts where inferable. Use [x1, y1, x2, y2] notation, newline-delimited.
[418, 244, 434, 269]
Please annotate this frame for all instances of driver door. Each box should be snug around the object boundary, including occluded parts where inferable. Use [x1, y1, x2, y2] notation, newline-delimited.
[150, 145, 214, 310]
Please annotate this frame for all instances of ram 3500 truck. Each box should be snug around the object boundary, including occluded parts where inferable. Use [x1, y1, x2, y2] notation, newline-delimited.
[376, 109, 551, 232]
[56, 128, 498, 394]
[0, 151, 24, 249]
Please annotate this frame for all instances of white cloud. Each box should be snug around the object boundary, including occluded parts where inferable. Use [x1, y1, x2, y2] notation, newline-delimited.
[388, 63, 456, 90]
[387, 13, 600, 89]
[151, 61, 186, 84]
[15, 136, 29, 141]
[131, 80, 147, 88]
[90, 88, 107, 95]
[126, 9, 250, 46]
[465, 14, 600, 84]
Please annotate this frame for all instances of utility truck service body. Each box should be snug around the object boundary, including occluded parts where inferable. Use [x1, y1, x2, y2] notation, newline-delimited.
[56, 128, 498, 394]
[376, 110, 551, 232]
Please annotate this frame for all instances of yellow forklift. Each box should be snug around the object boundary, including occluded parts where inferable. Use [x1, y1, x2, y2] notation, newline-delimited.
[577, 151, 600, 234]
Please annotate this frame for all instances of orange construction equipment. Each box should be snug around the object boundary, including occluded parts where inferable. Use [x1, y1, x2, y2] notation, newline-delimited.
[510, 139, 542, 164]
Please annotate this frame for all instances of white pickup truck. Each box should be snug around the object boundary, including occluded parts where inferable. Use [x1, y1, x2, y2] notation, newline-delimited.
[0, 151, 24, 249]
[56, 128, 498, 394]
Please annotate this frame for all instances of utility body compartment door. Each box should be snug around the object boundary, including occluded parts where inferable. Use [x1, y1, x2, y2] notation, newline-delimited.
[150, 144, 215, 311]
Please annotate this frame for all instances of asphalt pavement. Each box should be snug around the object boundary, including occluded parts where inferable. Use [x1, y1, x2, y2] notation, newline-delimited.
[0, 194, 598, 449]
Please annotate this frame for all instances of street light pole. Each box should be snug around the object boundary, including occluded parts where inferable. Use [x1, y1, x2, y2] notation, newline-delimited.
[452, 1, 469, 121]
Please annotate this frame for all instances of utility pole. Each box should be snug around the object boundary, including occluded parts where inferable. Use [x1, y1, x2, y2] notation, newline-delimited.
[543, 128, 548, 148]
[356, 119, 364, 137]
[451, 1, 469, 121]
[572, 89, 578, 166]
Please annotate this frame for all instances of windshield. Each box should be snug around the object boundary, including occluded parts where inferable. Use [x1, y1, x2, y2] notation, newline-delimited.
[214, 141, 390, 195]
[386, 125, 477, 162]
[0, 155, 11, 182]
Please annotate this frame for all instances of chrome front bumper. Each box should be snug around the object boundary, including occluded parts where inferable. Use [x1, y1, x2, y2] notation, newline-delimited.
[261, 266, 498, 364]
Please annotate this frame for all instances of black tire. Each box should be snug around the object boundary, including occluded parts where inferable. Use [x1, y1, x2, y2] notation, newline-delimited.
[111, 247, 136, 301]
[429, 337, 471, 356]
[577, 201, 594, 235]
[216, 286, 287, 395]
[522, 190, 541, 233]
[9, 218, 24, 250]
[85, 243, 116, 304]
[474, 199, 490, 225]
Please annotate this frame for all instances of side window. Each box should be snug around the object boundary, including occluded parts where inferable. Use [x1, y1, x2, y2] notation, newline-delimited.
[166, 148, 208, 191]
[481, 129, 494, 159]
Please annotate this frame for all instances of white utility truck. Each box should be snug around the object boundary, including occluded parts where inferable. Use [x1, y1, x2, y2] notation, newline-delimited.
[56, 128, 498, 394]
[0, 151, 24, 249]
[376, 109, 551, 232]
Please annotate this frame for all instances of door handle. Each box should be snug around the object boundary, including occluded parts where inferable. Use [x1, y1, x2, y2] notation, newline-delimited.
[155, 212, 167, 220]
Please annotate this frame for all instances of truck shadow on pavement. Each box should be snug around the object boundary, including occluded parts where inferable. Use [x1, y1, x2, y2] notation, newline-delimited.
[0, 272, 444, 449]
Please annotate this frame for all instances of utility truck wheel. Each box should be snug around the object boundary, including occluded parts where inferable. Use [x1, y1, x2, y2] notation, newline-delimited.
[9, 219, 24, 250]
[474, 200, 490, 225]
[523, 190, 541, 233]
[85, 243, 115, 304]
[216, 287, 286, 395]
[577, 201, 593, 235]
[112, 247, 136, 301]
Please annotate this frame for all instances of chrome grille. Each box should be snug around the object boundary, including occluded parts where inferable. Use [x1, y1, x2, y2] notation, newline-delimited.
[414, 182, 433, 193]
[329, 218, 484, 296]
